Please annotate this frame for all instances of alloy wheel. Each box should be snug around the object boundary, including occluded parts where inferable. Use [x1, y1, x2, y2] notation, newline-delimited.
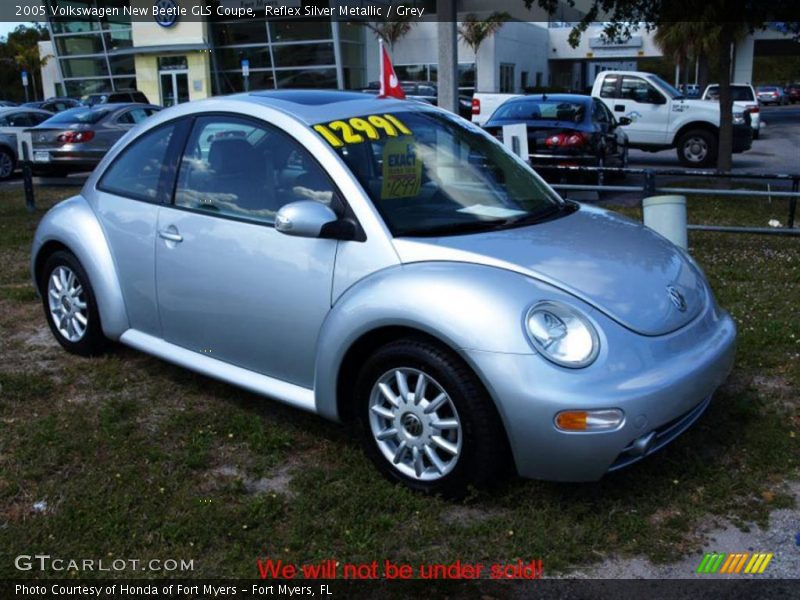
[368, 368, 462, 481]
[47, 265, 88, 342]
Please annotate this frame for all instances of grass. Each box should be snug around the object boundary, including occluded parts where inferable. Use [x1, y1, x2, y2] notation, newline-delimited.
[0, 186, 797, 579]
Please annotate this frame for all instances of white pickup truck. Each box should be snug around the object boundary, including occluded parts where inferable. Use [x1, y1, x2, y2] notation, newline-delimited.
[592, 71, 752, 167]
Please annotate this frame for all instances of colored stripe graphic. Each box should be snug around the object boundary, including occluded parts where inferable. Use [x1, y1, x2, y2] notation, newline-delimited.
[698, 552, 773, 574]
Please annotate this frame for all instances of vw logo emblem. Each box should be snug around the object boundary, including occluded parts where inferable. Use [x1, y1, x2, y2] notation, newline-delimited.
[667, 285, 687, 312]
[153, 0, 179, 28]
[401, 413, 423, 438]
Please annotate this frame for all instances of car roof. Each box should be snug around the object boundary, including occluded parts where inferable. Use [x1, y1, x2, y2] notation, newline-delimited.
[0, 107, 52, 115]
[242, 90, 424, 125]
[505, 94, 591, 104]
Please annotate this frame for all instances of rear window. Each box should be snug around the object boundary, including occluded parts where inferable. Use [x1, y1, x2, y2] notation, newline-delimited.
[492, 100, 586, 123]
[45, 107, 109, 124]
[706, 86, 755, 101]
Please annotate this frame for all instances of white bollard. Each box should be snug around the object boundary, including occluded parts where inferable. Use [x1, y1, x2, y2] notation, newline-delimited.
[642, 195, 688, 250]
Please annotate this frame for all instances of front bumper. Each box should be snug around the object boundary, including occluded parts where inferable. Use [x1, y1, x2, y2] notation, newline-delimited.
[465, 302, 737, 482]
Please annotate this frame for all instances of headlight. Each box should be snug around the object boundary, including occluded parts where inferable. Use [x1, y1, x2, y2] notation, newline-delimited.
[525, 301, 599, 368]
[733, 113, 745, 125]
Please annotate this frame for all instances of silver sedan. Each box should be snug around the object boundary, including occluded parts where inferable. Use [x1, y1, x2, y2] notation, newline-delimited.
[31, 92, 736, 497]
[27, 103, 161, 177]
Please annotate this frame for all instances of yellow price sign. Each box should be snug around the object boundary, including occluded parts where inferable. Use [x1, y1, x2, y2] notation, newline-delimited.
[313, 114, 412, 148]
[381, 137, 421, 199]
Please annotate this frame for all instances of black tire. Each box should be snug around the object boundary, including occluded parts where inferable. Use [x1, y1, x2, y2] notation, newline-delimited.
[0, 148, 15, 181]
[39, 250, 108, 356]
[753, 128, 759, 140]
[676, 129, 717, 168]
[355, 337, 508, 498]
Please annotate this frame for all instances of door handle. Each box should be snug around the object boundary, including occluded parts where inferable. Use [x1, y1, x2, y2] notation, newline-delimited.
[158, 229, 183, 243]
[614, 104, 625, 112]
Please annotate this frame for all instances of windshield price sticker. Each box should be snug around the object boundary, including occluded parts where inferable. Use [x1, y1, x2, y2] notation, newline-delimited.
[314, 114, 412, 148]
[381, 137, 421, 199]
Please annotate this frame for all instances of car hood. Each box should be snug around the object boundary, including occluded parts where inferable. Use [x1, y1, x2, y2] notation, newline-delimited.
[391, 204, 706, 336]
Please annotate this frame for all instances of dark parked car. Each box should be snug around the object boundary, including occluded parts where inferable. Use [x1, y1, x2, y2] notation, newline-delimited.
[81, 89, 151, 106]
[0, 107, 53, 179]
[784, 84, 800, 104]
[24, 97, 81, 113]
[482, 94, 629, 183]
[0, 100, 18, 107]
[28, 103, 161, 176]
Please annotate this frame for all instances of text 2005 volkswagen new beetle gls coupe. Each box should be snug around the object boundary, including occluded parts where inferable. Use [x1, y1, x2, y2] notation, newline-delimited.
[32, 91, 736, 497]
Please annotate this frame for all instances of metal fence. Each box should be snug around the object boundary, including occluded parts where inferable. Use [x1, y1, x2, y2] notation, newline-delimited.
[548, 166, 800, 236]
[16, 142, 800, 237]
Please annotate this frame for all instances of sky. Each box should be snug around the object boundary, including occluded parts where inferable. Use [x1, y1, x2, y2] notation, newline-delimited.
[0, 22, 29, 41]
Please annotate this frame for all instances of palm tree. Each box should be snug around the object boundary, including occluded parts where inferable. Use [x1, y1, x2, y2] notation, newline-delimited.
[365, 19, 416, 52]
[11, 43, 50, 102]
[654, 22, 718, 91]
[458, 13, 511, 89]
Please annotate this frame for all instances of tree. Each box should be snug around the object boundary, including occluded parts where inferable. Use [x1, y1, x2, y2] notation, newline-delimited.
[0, 24, 50, 102]
[526, 0, 799, 171]
[365, 19, 416, 52]
[458, 12, 511, 89]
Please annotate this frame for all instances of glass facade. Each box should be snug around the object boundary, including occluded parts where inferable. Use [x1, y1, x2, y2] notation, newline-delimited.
[47, 0, 135, 98]
[209, 17, 366, 95]
[45, 4, 367, 100]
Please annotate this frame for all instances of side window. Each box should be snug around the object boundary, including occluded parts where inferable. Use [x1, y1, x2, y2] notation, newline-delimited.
[599, 76, 619, 99]
[7, 113, 33, 127]
[98, 122, 177, 202]
[174, 116, 336, 225]
[117, 108, 150, 125]
[621, 76, 662, 104]
[592, 100, 609, 123]
[29, 113, 50, 125]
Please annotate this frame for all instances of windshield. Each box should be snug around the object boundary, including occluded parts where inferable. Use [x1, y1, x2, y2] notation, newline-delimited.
[314, 111, 564, 237]
[491, 99, 587, 123]
[44, 107, 109, 124]
[647, 75, 684, 99]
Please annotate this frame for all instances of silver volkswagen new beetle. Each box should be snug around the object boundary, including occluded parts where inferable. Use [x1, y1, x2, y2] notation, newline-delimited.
[31, 91, 736, 497]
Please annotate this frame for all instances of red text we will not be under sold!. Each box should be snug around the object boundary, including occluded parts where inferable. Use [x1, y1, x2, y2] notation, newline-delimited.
[256, 558, 543, 580]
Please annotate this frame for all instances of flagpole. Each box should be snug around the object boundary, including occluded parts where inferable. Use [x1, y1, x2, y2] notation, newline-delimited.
[379, 38, 385, 97]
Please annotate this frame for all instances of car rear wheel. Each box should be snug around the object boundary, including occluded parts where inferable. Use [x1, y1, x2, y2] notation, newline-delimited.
[677, 129, 717, 168]
[40, 250, 108, 356]
[0, 148, 15, 180]
[355, 338, 507, 498]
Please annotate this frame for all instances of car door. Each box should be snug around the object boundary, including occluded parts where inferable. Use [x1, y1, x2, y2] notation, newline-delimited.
[591, 98, 618, 159]
[155, 115, 340, 388]
[94, 118, 190, 336]
[599, 75, 669, 145]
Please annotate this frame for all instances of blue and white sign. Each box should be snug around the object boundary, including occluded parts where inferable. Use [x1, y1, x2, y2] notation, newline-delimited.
[21, 70, 28, 87]
[241, 59, 250, 78]
[153, 0, 180, 28]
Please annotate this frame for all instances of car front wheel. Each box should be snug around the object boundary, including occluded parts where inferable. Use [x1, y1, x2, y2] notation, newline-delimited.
[355, 338, 507, 497]
[40, 250, 108, 356]
[677, 129, 717, 168]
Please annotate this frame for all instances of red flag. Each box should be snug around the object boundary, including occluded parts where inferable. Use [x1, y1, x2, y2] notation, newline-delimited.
[379, 41, 405, 99]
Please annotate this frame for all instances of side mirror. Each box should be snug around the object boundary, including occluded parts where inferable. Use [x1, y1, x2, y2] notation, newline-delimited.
[275, 200, 339, 239]
[617, 116, 632, 126]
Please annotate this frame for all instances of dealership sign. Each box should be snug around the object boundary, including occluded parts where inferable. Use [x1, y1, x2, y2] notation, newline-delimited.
[153, 0, 180, 28]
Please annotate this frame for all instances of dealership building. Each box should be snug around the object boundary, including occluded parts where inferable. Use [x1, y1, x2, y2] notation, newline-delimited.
[39, 1, 798, 104]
